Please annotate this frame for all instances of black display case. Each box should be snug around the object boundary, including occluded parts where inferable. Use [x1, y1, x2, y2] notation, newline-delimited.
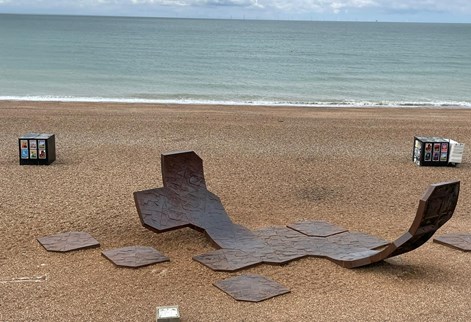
[413, 136, 451, 166]
[19, 133, 56, 165]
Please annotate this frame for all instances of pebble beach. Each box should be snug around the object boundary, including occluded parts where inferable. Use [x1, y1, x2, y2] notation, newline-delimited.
[1, 101, 471, 321]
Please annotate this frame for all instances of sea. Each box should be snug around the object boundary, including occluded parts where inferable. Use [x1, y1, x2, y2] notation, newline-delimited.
[1, 14, 470, 108]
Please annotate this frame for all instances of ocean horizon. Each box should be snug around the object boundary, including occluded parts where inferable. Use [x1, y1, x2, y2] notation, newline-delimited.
[1, 14, 470, 108]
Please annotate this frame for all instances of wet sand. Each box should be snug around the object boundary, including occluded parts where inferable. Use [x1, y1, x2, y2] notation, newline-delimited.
[1, 101, 470, 321]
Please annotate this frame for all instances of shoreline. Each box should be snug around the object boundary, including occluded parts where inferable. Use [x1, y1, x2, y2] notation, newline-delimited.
[1, 98, 470, 109]
[1, 100, 471, 321]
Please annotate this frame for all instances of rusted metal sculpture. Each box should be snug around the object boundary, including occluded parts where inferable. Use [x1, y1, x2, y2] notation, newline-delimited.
[134, 151, 459, 270]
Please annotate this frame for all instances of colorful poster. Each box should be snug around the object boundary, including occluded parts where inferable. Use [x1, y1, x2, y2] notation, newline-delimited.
[39, 149, 46, 159]
[30, 149, 37, 159]
[425, 143, 432, 152]
[20, 140, 28, 149]
[21, 149, 29, 159]
[441, 143, 448, 153]
[424, 152, 432, 161]
[433, 152, 440, 161]
[440, 152, 448, 162]
[433, 143, 441, 152]
[38, 140, 46, 149]
[29, 140, 37, 149]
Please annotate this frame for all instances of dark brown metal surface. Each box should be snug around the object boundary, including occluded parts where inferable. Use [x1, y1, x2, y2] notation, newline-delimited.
[287, 221, 348, 237]
[134, 151, 267, 251]
[433, 233, 471, 251]
[102, 246, 170, 268]
[134, 151, 460, 270]
[37, 231, 100, 252]
[331, 180, 460, 268]
[213, 274, 290, 302]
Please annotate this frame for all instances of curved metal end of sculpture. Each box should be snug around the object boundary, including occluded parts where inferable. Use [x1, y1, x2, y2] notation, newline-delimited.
[389, 180, 459, 255]
[333, 180, 460, 268]
[134, 151, 460, 270]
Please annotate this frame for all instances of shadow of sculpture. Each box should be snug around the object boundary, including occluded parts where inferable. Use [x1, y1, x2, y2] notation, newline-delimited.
[134, 151, 459, 271]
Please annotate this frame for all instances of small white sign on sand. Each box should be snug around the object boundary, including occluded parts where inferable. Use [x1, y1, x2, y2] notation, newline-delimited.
[449, 140, 465, 164]
[156, 306, 180, 322]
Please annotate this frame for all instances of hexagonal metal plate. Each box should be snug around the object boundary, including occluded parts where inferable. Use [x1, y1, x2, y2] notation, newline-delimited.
[214, 274, 290, 302]
[434, 233, 471, 251]
[37, 231, 100, 252]
[193, 249, 262, 272]
[287, 220, 348, 237]
[326, 231, 389, 250]
[255, 226, 326, 259]
[102, 246, 170, 268]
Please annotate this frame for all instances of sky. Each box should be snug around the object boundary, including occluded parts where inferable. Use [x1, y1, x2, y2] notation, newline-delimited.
[0, 0, 470, 23]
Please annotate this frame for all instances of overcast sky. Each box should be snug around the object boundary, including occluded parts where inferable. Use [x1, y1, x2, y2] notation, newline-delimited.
[0, 0, 470, 23]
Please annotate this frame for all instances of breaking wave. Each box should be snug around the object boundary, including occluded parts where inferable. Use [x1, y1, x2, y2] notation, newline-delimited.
[1, 95, 470, 108]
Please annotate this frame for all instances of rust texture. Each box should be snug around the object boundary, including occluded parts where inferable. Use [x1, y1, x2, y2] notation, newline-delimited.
[134, 151, 460, 270]
[434, 233, 471, 251]
[213, 274, 290, 302]
[287, 220, 348, 237]
[102, 246, 170, 268]
[37, 231, 100, 252]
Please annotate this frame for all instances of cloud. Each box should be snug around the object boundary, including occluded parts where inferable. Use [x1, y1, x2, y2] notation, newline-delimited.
[130, 0, 187, 5]
[266, 0, 377, 11]
[255, 0, 471, 14]
[130, 0, 261, 7]
[202, 0, 261, 8]
[127, 0, 375, 11]
[0, 0, 470, 20]
[125, 0, 471, 14]
[4, 0, 466, 12]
